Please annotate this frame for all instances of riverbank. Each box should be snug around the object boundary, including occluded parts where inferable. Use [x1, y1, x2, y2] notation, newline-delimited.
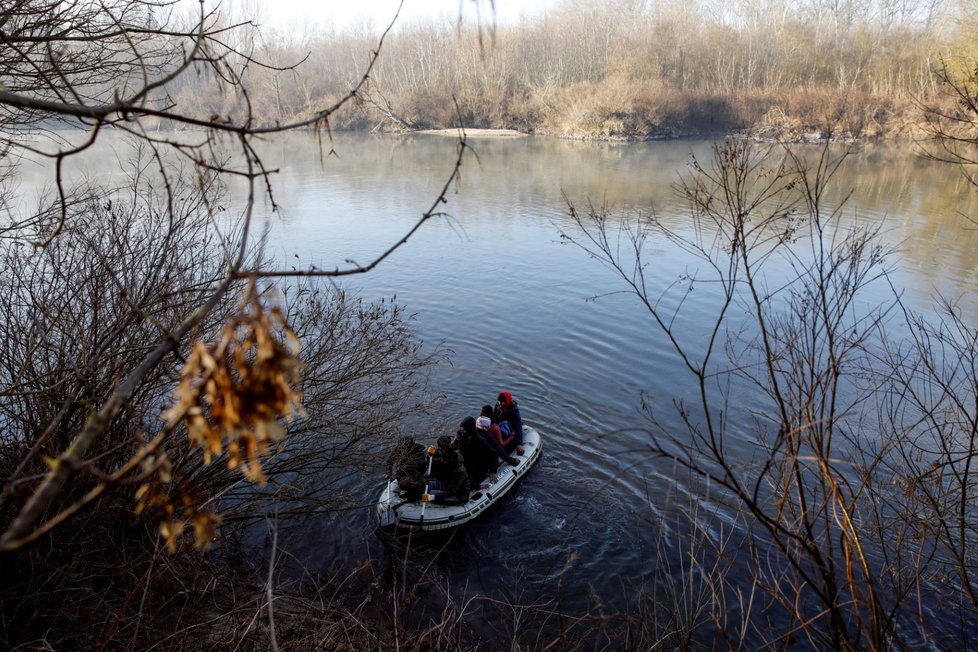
[167, 0, 967, 146]
[418, 128, 528, 138]
[338, 83, 925, 145]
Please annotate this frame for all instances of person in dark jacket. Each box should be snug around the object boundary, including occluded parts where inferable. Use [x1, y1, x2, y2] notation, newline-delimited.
[429, 435, 470, 503]
[457, 416, 517, 486]
[493, 391, 525, 456]
[385, 436, 427, 500]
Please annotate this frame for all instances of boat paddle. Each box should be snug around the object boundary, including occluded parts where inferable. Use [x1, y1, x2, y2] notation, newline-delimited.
[379, 477, 396, 528]
[418, 445, 437, 526]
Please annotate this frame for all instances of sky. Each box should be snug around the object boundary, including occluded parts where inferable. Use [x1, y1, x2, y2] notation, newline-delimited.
[237, 0, 561, 31]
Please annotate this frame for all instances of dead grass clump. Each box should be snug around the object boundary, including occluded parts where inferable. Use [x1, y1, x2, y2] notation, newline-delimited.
[534, 79, 767, 140]
[753, 87, 913, 141]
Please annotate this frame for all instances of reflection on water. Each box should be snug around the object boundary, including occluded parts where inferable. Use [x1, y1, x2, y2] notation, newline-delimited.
[251, 133, 978, 305]
[15, 131, 978, 639]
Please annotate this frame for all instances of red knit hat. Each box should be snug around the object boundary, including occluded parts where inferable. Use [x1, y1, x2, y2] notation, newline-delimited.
[497, 391, 513, 408]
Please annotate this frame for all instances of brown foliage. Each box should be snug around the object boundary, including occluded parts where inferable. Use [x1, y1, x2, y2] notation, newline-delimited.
[164, 285, 302, 482]
[132, 283, 304, 552]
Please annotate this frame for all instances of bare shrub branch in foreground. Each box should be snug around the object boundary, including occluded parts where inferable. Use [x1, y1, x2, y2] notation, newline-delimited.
[561, 137, 977, 647]
[0, 0, 469, 648]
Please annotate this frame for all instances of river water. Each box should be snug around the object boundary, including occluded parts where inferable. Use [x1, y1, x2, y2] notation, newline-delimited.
[19, 130, 978, 641]
[233, 132, 978, 641]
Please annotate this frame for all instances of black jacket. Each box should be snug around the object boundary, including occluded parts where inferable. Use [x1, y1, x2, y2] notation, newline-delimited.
[458, 417, 517, 484]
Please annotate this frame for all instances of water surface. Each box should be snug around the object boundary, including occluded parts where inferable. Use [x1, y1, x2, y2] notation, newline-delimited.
[237, 132, 978, 637]
[22, 130, 977, 639]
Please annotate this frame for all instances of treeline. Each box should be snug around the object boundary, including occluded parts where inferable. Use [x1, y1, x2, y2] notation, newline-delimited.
[175, 0, 978, 140]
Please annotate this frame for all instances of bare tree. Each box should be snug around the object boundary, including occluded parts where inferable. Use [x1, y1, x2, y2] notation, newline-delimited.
[919, 58, 978, 189]
[880, 51, 978, 636]
[0, 0, 475, 647]
[558, 137, 978, 647]
[879, 298, 978, 619]
[0, 0, 472, 552]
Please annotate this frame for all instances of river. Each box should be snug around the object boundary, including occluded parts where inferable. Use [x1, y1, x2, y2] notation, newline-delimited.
[20, 129, 977, 643]
[226, 131, 978, 643]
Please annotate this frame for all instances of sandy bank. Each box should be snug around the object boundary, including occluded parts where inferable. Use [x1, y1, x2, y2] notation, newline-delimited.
[417, 128, 528, 138]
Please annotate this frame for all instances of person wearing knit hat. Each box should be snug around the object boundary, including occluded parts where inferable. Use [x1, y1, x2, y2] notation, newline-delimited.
[458, 416, 517, 486]
[493, 391, 525, 456]
[480, 404, 516, 453]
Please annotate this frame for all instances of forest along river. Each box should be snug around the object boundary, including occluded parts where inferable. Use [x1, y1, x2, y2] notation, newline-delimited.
[37, 131, 975, 632]
[237, 131, 978, 631]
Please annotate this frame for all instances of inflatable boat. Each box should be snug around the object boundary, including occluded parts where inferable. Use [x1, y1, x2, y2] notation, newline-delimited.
[376, 425, 542, 531]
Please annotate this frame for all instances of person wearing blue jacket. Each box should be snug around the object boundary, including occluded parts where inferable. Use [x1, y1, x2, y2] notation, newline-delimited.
[493, 391, 525, 456]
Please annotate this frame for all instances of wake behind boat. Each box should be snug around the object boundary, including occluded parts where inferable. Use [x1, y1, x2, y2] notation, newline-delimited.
[376, 426, 542, 532]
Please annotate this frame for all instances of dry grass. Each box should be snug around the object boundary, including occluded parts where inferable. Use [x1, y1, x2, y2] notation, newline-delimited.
[360, 75, 923, 142]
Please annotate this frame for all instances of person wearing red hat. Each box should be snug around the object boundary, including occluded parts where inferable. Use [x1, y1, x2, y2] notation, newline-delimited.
[493, 391, 525, 456]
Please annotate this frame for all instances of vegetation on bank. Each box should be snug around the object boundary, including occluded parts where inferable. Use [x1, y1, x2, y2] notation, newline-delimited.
[177, 0, 978, 141]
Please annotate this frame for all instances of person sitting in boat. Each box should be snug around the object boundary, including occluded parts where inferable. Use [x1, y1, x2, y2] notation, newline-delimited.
[458, 416, 518, 487]
[478, 406, 516, 453]
[428, 435, 470, 504]
[385, 436, 427, 500]
[493, 391, 525, 456]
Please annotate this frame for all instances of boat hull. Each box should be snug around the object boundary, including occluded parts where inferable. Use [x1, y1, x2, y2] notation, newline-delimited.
[376, 426, 542, 531]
